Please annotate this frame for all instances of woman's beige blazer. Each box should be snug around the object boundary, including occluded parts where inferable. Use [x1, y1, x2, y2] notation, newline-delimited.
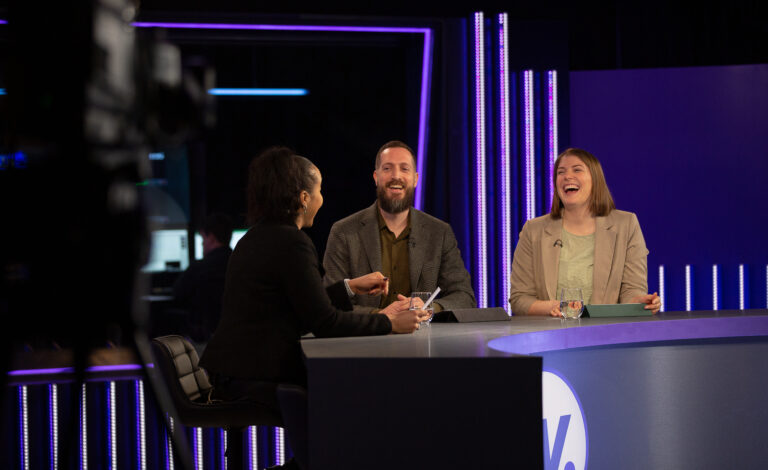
[508, 210, 648, 315]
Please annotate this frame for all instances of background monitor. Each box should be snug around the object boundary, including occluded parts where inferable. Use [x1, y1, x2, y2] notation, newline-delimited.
[194, 228, 247, 260]
[142, 229, 190, 272]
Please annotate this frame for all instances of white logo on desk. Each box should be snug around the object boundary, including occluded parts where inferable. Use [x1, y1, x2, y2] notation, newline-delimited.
[542, 370, 587, 470]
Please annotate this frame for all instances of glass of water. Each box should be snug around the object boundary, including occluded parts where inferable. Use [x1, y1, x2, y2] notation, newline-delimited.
[560, 288, 584, 319]
[410, 291, 434, 327]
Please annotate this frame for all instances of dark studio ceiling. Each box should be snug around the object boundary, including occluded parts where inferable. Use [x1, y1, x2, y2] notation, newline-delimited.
[133, 0, 768, 70]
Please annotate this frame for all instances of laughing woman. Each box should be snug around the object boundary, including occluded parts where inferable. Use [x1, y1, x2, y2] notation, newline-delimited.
[508, 148, 661, 316]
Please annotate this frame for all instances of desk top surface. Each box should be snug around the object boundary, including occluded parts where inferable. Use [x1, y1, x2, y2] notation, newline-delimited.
[300, 309, 768, 358]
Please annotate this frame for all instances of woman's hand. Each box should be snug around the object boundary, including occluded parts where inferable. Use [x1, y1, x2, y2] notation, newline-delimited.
[549, 302, 562, 317]
[348, 272, 389, 296]
[632, 292, 661, 314]
[380, 294, 419, 333]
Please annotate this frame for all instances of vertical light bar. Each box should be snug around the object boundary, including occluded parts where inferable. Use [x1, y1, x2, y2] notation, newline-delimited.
[739, 264, 745, 310]
[473, 11, 488, 308]
[108, 382, 117, 470]
[712, 264, 719, 311]
[249, 426, 258, 470]
[274, 428, 285, 466]
[765, 265, 768, 308]
[193, 428, 203, 470]
[546, 70, 559, 210]
[50, 384, 59, 470]
[658, 265, 666, 312]
[414, 28, 433, 210]
[166, 416, 175, 470]
[19, 386, 29, 470]
[135, 381, 146, 470]
[685, 264, 693, 311]
[220, 429, 227, 470]
[523, 69, 536, 221]
[498, 13, 511, 313]
[80, 384, 88, 470]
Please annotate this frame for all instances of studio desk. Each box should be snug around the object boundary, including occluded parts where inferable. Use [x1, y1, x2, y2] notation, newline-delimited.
[300, 309, 768, 470]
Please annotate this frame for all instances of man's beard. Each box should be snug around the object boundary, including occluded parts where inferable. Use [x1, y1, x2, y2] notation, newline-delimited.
[377, 180, 415, 214]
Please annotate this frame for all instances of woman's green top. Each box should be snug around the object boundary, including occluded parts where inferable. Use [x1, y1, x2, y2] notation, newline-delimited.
[556, 228, 595, 305]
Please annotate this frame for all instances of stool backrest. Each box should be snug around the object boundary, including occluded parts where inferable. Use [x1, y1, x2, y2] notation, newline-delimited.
[152, 335, 212, 402]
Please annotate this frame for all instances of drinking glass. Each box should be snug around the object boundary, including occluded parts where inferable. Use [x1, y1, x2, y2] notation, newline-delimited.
[560, 288, 584, 319]
[410, 291, 434, 327]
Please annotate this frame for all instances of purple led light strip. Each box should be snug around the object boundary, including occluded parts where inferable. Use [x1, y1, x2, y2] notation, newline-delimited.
[473, 12, 488, 308]
[498, 13, 511, 312]
[547, 71, 559, 210]
[523, 70, 535, 221]
[134, 21, 433, 211]
[8, 363, 149, 376]
[50, 384, 58, 470]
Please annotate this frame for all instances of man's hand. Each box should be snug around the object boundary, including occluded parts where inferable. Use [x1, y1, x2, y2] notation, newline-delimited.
[347, 272, 390, 296]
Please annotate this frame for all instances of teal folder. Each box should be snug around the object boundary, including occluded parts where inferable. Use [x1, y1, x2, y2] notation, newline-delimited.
[583, 303, 652, 318]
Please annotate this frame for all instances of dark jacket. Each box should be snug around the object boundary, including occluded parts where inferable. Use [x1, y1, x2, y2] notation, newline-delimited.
[173, 245, 232, 341]
[200, 222, 391, 386]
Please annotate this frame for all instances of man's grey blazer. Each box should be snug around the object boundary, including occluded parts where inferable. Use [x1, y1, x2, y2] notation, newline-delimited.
[323, 202, 476, 313]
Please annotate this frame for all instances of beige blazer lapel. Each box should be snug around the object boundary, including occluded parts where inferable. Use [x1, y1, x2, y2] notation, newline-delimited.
[542, 217, 562, 300]
[592, 214, 616, 303]
[359, 204, 383, 273]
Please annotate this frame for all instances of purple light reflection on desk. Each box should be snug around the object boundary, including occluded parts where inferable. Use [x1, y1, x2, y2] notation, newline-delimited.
[488, 315, 768, 355]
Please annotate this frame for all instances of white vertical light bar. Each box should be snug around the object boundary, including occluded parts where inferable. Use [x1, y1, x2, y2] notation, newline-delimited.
[712, 264, 719, 311]
[194, 428, 203, 470]
[523, 69, 536, 220]
[275, 428, 285, 466]
[658, 265, 665, 312]
[739, 264, 746, 310]
[685, 264, 693, 311]
[498, 12, 511, 313]
[473, 11, 488, 308]
[50, 384, 59, 470]
[547, 70, 559, 210]
[765, 265, 768, 308]
[166, 416, 175, 470]
[249, 426, 258, 470]
[19, 386, 29, 470]
[108, 381, 117, 470]
[136, 381, 146, 470]
[81, 383, 88, 470]
[221, 429, 227, 470]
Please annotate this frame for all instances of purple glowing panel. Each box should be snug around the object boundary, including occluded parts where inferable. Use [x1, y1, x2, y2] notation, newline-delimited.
[488, 315, 768, 355]
[473, 12, 488, 308]
[134, 21, 433, 211]
[570, 65, 768, 270]
[498, 13, 511, 312]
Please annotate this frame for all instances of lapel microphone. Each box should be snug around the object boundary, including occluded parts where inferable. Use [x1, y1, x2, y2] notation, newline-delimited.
[554, 239, 563, 248]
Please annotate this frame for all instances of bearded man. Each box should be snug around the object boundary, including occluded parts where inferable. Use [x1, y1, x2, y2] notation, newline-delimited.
[323, 140, 476, 314]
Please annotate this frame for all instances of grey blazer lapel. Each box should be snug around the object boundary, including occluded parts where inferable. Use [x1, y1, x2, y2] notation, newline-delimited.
[593, 214, 616, 303]
[542, 217, 562, 300]
[408, 209, 424, 290]
[359, 203, 383, 274]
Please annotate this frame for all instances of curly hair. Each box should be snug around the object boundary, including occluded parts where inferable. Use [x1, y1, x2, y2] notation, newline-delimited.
[246, 146, 318, 225]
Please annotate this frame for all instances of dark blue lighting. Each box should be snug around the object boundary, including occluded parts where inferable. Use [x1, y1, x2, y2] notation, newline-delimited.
[0, 88, 6, 95]
[13, 152, 27, 169]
